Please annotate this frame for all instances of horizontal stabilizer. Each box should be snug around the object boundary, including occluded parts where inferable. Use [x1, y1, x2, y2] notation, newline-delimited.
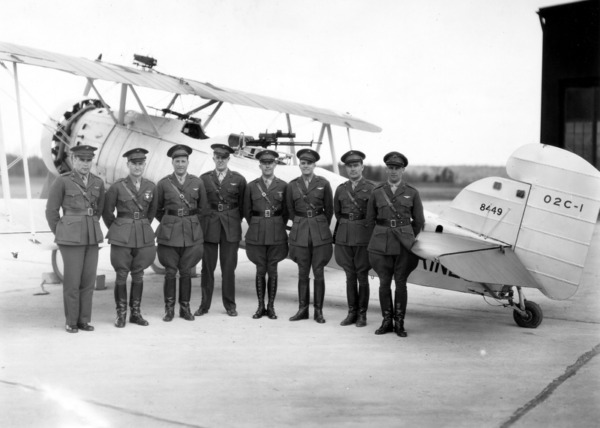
[412, 231, 540, 288]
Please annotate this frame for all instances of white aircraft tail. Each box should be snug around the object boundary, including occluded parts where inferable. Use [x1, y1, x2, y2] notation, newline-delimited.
[439, 144, 600, 300]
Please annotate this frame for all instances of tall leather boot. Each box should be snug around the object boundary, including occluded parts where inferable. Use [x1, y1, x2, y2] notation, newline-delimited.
[114, 282, 127, 328]
[340, 275, 358, 326]
[313, 279, 326, 324]
[374, 283, 394, 335]
[162, 277, 176, 322]
[194, 272, 212, 316]
[179, 277, 195, 321]
[289, 279, 310, 321]
[252, 275, 267, 319]
[356, 276, 370, 328]
[394, 285, 408, 337]
[129, 281, 149, 326]
[266, 275, 278, 320]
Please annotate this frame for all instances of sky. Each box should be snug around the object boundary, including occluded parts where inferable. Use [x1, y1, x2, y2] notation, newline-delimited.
[0, 0, 570, 166]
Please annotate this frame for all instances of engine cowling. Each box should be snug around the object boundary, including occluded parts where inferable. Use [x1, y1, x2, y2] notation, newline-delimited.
[40, 98, 104, 176]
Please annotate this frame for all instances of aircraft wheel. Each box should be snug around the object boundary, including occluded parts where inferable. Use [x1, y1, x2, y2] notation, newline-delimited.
[51, 249, 64, 282]
[513, 300, 543, 328]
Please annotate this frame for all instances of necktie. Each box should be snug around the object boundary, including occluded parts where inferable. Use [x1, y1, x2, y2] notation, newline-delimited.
[351, 181, 357, 190]
[135, 181, 140, 191]
[218, 172, 224, 183]
[82, 175, 88, 187]
[304, 179, 310, 188]
[264, 178, 271, 188]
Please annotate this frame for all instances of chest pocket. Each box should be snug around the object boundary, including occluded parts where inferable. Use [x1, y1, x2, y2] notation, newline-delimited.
[226, 185, 239, 198]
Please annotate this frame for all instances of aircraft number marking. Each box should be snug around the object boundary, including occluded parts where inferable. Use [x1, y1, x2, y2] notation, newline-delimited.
[543, 195, 584, 212]
[479, 204, 503, 216]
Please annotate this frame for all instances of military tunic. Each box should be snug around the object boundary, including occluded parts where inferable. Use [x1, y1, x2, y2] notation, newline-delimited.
[366, 181, 425, 321]
[45, 171, 105, 327]
[102, 176, 157, 284]
[198, 169, 247, 313]
[155, 173, 207, 281]
[333, 178, 375, 275]
[286, 175, 333, 281]
[243, 176, 289, 277]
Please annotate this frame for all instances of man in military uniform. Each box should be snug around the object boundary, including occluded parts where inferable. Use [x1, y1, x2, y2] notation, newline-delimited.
[287, 148, 333, 324]
[45, 145, 105, 333]
[243, 149, 289, 319]
[196, 144, 246, 317]
[155, 144, 207, 322]
[366, 151, 424, 337]
[102, 148, 157, 328]
[334, 150, 375, 327]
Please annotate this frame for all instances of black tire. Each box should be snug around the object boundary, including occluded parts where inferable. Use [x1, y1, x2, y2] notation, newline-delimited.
[51, 249, 64, 282]
[513, 300, 543, 328]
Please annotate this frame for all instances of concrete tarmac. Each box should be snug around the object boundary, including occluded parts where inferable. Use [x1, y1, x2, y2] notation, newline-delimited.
[0, 202, 598, 428]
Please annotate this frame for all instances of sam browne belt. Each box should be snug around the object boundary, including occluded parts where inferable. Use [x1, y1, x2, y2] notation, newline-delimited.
[251, 209, 283, 218]
[294, 208, 324, 218]
[340, 213, 365, 221]
[117, 212, 148, 219]
[376, 218, 411, 227]
[209, 203, 239, 212]
[166, 208, 200, 217]
[63, 208, 95, 216]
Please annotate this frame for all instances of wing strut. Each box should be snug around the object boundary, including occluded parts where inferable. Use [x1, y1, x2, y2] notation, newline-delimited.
[285, 113, 297, 165]
[11, 63, 38, 242]
[118, 84, 127, 125]
[203, 101, 223, 129]
[326, 124, 339, 174]
[128, 85, 160, 136]
[185, 99, 219, 117]
[163, 94, 179, 115]
[87, 81, 118, 124]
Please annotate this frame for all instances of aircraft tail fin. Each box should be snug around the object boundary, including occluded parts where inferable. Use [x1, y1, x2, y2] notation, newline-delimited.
[439, 144, 600, 300]
[507, 144, 600, 300]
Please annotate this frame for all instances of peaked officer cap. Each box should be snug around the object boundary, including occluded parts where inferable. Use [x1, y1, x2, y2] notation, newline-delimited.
[123, 148, 148, 162]
[70, 145, 97, 160]
[340, 150, 365, 165]
[167, 144, 192, 158]
[384, 151, 408, 167]
[256, 149, 278, 162]
[211, 143, 235, 157]
[297, 148, 320, 163]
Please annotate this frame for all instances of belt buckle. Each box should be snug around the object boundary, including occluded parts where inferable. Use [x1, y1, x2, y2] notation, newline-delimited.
[87, 208, 94, 216]
[390, 219, 397, 228]
[349, 213, 355, 221]
[265, 209, 271, 218]
[218, 204, 224, 212]
[133, 212, 140, 220]
[307, 210, 313, 218]
[177, 208, 185, 217]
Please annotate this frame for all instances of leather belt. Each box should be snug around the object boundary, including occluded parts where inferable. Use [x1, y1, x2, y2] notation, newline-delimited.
[117, 212, 147, 220]
[340, 213, 365, 221]
[377, 218, 411, 227]
[252, 209, 282, 218]
[166, 208, 200, 217]
[64, 208, 95, 216]
[209, 203, 239, 212]
[294, 208, 324, 218]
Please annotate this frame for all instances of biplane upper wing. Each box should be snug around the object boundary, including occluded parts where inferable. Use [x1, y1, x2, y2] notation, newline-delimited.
[412, 231, 541, 288]
[0, 41, 381, 132]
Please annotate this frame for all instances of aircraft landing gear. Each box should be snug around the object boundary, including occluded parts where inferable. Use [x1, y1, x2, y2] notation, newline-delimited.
[510, 286, 543, 328]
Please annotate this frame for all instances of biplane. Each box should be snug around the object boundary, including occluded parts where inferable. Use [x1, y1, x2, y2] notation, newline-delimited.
[0, 42, 598, 329]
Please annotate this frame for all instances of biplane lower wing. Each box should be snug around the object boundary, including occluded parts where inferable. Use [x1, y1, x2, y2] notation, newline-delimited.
[412, 231, 541, 289]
